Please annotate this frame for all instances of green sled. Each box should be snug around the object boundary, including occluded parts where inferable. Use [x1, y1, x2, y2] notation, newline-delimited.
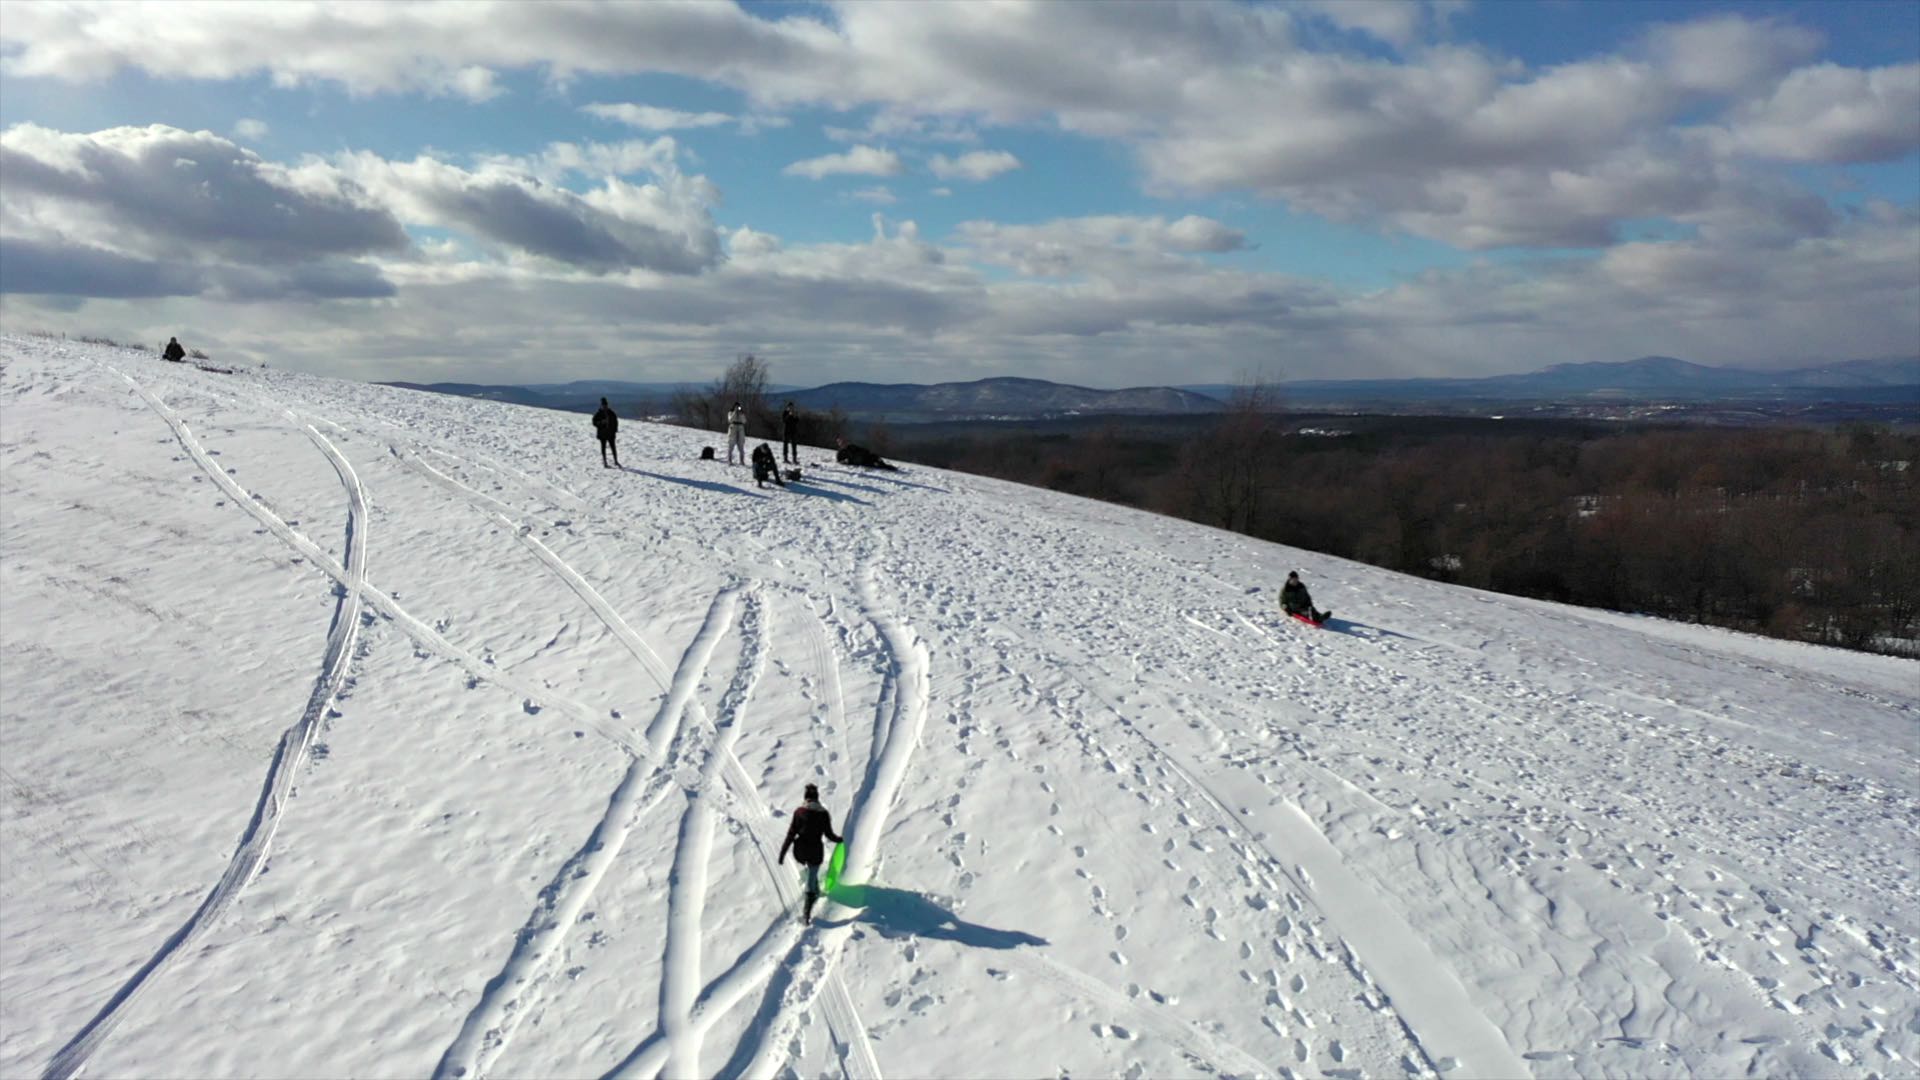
[822, 842, 847, 895]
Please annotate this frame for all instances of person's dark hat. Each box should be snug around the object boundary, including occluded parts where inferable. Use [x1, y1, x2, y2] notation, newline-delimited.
[1287, 571, 1300, 580]
[600, 397, 609, 406]
[804, 783, 819, 800]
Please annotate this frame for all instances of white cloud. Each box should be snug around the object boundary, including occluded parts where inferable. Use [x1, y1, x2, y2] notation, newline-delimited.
[850, 186, 897, 205]
[232, 117, 269, 140]
[928, 150, 1021, 182]
[1716, 62, 1920, 163]
[960, 214, 1247, 278]
[0, 123, 406, 299]
[583, 102, 734, 131]
[330, 144, 723, 274]
[783, 144, 902, 179]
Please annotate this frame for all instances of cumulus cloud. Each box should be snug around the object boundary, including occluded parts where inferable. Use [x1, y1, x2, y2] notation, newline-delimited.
[0, 123, 407, 299]
[928, 150, 1021, 182]
[233, 117, 270, 141]
[1716, 62, 1920, 163]
[332, 147, 723, 274]
[783, 145, 902, 179]
[3, 4, 1904, 250]
[960, 214, 1247, 279]
[582, 102, 734, 131]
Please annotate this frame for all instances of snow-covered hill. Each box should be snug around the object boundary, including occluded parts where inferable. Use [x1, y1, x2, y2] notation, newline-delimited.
[3, 335, 1916, 1080]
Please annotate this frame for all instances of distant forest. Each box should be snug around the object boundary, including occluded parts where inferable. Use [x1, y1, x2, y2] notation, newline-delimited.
[880, 410, 1919, 657]
[665, 357, 1916, 656]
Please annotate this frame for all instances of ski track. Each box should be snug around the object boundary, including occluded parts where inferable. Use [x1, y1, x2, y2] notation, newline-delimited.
[433, 588, 740, 1080]
[17, 347, 1912, 1080]
[397, 434, 885, 1079]
[43, 369, 371, 1080]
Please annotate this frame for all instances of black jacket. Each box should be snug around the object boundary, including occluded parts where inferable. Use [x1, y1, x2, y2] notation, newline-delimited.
[779, 802, 842, 865]
[162, 339, 186, 362]
[592, 405, 618, 439]
[782, 406, 799, 435]
[1281, 578, 1313, 615]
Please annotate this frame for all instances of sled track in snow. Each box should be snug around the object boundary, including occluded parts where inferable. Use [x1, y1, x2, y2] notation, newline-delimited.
[400, 443, 888, 1078]
[432, 588, 740, 1080]
[44, 371, 372, 1080]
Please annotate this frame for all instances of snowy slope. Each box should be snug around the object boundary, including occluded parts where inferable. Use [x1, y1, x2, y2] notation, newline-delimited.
[3, 335, 1916, 1080]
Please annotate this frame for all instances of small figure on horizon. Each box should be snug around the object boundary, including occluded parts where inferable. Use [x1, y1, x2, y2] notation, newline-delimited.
[162, 337, 186, 363]
[751, 442, 786, 489]
[1281, 571, 1330, 625]
[835, 436, 898, 472]
[592, 397, 620, 468]
[726, 401, 747, 466]
[781, 401, 801, 464]
[777, 782, 843, 925]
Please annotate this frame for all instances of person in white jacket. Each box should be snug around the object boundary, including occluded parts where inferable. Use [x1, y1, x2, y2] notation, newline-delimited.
[726, 402, 747, 465]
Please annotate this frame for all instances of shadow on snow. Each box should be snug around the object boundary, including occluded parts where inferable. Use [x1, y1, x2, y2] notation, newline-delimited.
[622, 467, 768, 499]
[824, 884, 1048, 950]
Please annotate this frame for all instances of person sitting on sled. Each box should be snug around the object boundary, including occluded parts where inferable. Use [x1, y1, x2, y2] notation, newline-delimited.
[777, 783, 843, 924]
[1281, 571, 1330, 623]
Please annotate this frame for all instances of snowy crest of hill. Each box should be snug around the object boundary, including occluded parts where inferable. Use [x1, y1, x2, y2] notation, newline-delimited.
[2, 334, 1916, 1079]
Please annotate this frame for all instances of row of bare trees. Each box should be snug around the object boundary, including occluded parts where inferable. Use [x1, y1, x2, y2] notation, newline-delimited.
[668, 354, 847, 451]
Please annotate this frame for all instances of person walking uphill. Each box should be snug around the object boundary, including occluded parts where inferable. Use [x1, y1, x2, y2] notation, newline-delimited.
[781, 401, 801, 464]
[726, 401, 747, 466]
[592, 397, 620, 468]
[777, 783, 843, 925]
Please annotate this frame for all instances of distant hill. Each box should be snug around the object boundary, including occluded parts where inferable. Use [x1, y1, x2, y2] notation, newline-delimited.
[787, 376, 1224, 421]
[385, 356, 1918, 422]
[1208, 356, 1920, 404]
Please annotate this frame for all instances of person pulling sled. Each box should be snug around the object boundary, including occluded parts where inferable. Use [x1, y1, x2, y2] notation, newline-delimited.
[1281, 571, 1330, 625]
[777, 783, 843, 925]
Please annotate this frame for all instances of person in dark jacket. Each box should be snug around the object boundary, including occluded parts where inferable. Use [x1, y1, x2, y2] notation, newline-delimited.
[778, 783, 844, 924]
[1280, 571, 1329, 623]
[592, 397, 620, 468]
[781, 401, 801, 464]
[835, 436, 898, 471]
[751, 442, 785, 488]
[162, 337, 186, 362]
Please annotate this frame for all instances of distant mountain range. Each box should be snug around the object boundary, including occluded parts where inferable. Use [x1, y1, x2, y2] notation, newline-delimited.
[1191, 356, 1919, 404]
[786, 377, 1223, 420]
[384, 356, 1919, 420]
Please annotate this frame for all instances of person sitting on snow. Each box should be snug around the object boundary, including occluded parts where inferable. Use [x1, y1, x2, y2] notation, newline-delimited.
[751, 442, 785, 488]
[1281, 571, 1330, 623]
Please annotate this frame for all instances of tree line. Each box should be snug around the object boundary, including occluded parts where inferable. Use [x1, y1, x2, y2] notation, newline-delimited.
[889, 407, 1919, 656]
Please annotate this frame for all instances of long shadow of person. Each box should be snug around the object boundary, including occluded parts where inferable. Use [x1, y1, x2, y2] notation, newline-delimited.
[822, 884, 1047, 950]
[622, 467, 768, 498]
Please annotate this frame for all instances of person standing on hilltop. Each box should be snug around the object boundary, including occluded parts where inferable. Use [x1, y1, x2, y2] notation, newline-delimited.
[592, 397, 620, 469]
[781, 401, 801, 464]
[777, 782, 844, 925]
[162, 337, 186, 362]
[726, 401, 747, 466]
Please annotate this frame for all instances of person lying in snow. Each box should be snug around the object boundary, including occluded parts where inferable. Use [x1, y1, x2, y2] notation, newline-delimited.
[1281, 571, 1330, 623]
[835, 437, 898, 471]
[751, 442, 786, 488]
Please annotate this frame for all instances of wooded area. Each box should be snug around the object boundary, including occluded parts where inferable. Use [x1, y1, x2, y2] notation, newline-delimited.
[890, 414, 1919, 656]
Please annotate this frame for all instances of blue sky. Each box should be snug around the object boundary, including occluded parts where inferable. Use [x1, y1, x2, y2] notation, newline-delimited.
[1, 1, 1915, 388]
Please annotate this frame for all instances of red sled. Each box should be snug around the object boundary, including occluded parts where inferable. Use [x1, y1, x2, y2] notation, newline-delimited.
[1289, 611, 1330, 628]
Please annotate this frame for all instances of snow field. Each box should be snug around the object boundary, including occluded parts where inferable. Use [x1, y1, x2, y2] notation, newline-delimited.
[2, 334, 1917, 1079]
